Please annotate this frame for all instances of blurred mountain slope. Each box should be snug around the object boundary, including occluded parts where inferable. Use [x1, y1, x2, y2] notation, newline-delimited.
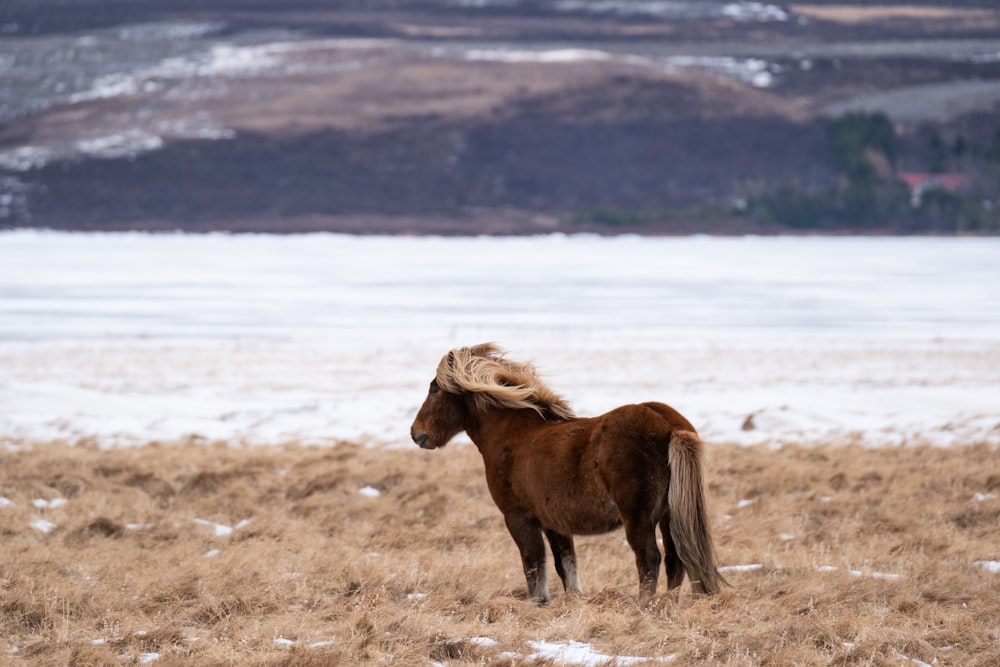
[2, 1, 999, 233]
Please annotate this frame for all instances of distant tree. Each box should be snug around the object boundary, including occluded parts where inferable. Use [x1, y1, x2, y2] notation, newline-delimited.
[829, 112, 896, 186]
[952, 135, 967, 160]
[748, 113, 909, 229]
[988, 130, 1000, 163]
[927, 132, 948, 173]
[746, 111, 998, 232]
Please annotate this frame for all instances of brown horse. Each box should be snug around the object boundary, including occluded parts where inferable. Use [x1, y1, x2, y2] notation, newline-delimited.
[410, 343, 724, 605]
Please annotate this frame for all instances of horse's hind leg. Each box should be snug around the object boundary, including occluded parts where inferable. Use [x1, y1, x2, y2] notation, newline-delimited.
[544, 529, 581, 594]
[659, 514, 686, 590]
[504, 514, 550, 603]
[622, 513, 662, 606]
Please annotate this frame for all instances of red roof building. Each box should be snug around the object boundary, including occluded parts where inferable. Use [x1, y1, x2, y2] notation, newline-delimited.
[897, 172, 973, 206]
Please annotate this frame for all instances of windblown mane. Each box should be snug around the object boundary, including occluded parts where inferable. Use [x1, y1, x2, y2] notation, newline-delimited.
[436, 343, 575, 420]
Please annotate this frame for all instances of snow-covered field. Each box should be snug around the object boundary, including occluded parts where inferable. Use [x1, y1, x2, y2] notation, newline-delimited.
[2, 231, 998, 449]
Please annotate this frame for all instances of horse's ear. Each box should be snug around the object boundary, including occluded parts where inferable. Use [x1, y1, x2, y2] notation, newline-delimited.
[446, 350, 456, 369]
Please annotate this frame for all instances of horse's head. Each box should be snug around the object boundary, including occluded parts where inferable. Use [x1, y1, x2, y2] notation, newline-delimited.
[410, 378, 466, 449]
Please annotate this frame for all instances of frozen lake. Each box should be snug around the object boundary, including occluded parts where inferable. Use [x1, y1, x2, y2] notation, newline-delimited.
[2, 231, 999, 448]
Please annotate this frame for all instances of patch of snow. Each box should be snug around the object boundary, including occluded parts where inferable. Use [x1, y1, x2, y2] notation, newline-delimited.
[891, 649, 933, 667]
[0, 124, 230, 171]
[139, 653, 160, 664]
[719, 563, 763, 573]
[114, 21, 226, 42]
[469, 637, 498, 647]
[30, 519, 57, 533]
[975, 560, 1000, 574]
[850, 570, 901, 581]
[2, 32, 293, 171]
[68, 72, 150, 103]
[973, 492, 997, 502]
[550, 0, 787, 22]
[194, 518, 250, 537]
[204, 549, 220, 558]
[817, 565, 838, 573]
[33, 497, 67, 509]
[76, 131, 164, 160]
[268, 637, 334, 649]
[449, 44, 777, 88]
[451, 0, 519, 7]
[462, 48, 612, 64]
[69, 41, 291, 105]
[194, 519, 233, 537]
[0, 146, 56, 172]
[736, 498, 756, 509]
[407, 593, 427, 601]
[0, 497, 14, 508]
[721, 2, 788, 22]
[359, 485, 381, 497]
[199, 43, 287, 77]
[526, 640, 674, 665]
[666, 55, 775, 88]
[778, 533, 795, 541]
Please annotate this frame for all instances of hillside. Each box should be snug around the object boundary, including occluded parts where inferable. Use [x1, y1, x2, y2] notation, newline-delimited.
[2, 1, 1000, 233]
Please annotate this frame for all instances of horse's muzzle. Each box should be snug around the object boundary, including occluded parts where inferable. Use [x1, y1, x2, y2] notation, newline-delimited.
[410, 429, 430, 448]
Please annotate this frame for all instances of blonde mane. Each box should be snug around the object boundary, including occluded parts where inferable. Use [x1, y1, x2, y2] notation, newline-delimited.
[436, 343, 575, 421]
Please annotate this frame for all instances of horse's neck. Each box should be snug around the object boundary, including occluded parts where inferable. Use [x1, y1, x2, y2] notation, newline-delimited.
[463, 401, 543, 459]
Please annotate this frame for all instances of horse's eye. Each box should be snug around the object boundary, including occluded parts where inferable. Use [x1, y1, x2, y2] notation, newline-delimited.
[429, 383, 440, 395]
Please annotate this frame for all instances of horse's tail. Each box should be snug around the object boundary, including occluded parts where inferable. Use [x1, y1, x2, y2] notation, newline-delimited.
[667, 430, 724, 595]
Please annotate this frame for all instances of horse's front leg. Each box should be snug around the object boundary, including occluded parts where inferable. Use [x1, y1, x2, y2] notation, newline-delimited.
[544, 529, 581, 594]
[504, 514, 549, 603]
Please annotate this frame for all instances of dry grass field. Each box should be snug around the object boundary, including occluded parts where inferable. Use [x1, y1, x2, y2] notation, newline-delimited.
[790, 4, 999, 25]
[2, 439, 999, 666]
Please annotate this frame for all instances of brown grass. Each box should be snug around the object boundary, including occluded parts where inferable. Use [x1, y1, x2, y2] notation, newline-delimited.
[791, 4, 999, 24]
[2, 439, 999, 665]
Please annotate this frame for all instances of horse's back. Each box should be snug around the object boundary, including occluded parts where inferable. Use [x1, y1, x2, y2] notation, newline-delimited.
[633, 401, 697, 434]
[593, 402, 696, 446]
